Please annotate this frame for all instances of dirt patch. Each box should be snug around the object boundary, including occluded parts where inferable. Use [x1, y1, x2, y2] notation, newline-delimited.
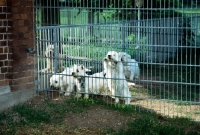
[14, 95, 138, 135]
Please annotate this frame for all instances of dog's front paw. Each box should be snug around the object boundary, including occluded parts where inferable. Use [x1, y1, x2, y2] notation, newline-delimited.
[64, 92, 70, 96]
[115, 97, 119, 103]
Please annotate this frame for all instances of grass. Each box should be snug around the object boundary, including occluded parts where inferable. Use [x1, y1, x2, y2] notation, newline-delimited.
[0, 97, 199, 135]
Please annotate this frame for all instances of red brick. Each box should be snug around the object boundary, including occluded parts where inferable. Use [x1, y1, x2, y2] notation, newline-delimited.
[22, 39, 33, 45]
[0, 0, 6, 6]
[24, 19, 31, 25]
[0, 27, 6, 32]
[12, 20, 19, 26]
[0, 80, 8, 87]
[7, 20, 12, 26]
[9, 27, 21, 32]
[21, 64, 31, 71]
[0, 41, 7, 46]
[12, 40, 22, 46]
[24, 33, 31, 38]
[12, 65, 21, 72]
[21, 1, 33, 6]
[3, 47, 8, 53]
[18, 32, 24, 39]
[0, 74, 5, 80]
[29, 78, 34, 83]
[27, 13, 34, 19]
[4, 60, 12, 66]
[11, 47, 19, 52]
[28, 26, 33, 31]
[1, 67, 7, 73]
[11, 7, 20, 13]
[26, 58, 34, 63]
[12, 1, 20, 6]
[18, 20, 24, 26]
[0, 54, 7, 60]
[0, 48, 3, 53]
[0, 14, 6, 19]
[21, 14, 27, 19]
[0, 61, 3, 66]
[5, 73, 13, 79]
[10, 33, 19, 39]
[12, 14, 21, 19]
[21, 26, 28, 32]
[18, 77, 30, 83]
[0, 34, 3, 39]
[0, 47, 8, 53]
[7, 67, 12, 72]
[7, 54, 12, 59]
[21, 7, 32, 12]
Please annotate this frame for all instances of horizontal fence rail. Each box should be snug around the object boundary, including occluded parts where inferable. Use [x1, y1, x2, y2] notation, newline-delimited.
[36, 15, 200, 121]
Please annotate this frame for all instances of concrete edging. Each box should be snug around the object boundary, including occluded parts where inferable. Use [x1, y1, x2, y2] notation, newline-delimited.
[0, 88, 36, 111]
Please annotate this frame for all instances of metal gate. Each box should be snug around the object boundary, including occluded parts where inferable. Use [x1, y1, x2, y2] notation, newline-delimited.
[35, 0, 200, 121]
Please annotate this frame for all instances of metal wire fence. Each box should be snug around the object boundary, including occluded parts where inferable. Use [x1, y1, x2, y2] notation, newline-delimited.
[35, 0, 200, 121]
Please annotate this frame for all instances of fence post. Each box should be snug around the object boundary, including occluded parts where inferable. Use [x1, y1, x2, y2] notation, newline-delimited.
[122, 23, 125, 52]
[53, 27, 58, 73]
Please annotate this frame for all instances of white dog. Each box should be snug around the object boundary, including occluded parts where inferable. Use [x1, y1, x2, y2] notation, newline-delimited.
[119, 52, 140, 80]
[106, 51, 121, 62]
[71, 64, 108, 99]
[103, 55, 131, 104]
[42, 45, 64, 73]
[50, 67, 76, 96]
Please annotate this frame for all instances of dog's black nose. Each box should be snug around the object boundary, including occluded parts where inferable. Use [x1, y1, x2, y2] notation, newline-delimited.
[108, 55, 111, 59]
[72, 72, 75, 76]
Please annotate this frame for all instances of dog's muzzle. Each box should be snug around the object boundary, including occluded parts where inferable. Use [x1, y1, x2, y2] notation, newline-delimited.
[72, 72, 75, 76]
[108, 55, 111, 59]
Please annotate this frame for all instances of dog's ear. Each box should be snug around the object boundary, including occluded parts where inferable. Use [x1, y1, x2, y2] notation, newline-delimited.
[81, 65, 84, 70]
[103, 73, 106, 77]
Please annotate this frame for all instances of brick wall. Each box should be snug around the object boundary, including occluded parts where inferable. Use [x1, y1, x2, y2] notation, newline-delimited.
[0, 0, 10, 87]
[0, 0, 35, 92]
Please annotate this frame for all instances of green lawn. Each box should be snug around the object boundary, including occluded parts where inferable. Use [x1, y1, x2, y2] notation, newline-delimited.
[0, 97, 199, 135]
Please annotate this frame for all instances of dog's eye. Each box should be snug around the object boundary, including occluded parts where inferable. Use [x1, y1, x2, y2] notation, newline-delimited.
[55, 81, 58, 83]
[76, 69, 79, 72]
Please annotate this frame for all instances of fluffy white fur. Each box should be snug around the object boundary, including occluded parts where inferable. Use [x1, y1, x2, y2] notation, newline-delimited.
[43, 45, 64, 73]
[50, 67, 76, 96]
[71, 64, 108, 99]
[103, 55, 131, 104]
[119, 52, 140, 80]
[106, 51, 121, 62]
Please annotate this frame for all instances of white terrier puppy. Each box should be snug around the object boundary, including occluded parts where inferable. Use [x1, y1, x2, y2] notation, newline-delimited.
[103, 55, 131, 104]
[50, 67, 76, 96]
[71, 64, 108, 99]
[43, 45, 64, 73]
[119, 52, 140, 80]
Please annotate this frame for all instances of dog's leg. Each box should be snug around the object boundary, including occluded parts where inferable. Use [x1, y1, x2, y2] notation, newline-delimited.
[129, 72, 134, 81]
[64, 83, 74, 96]
[60, 86, 65, 94]
[115, 97, 119, 103]
[83, 87, 89, 99]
